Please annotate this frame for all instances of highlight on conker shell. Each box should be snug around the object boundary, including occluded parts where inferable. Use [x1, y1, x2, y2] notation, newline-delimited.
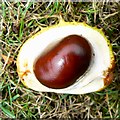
[33, 35, 92, 89]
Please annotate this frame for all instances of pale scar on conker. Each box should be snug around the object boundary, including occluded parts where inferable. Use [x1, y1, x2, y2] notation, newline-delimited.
[33, 35, 92, 89]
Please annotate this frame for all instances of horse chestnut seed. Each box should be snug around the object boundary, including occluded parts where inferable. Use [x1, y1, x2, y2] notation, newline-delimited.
[33, 35, 92, 89]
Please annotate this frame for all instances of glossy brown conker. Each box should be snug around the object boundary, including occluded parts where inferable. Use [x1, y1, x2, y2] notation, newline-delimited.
[33, 35, 92, 89]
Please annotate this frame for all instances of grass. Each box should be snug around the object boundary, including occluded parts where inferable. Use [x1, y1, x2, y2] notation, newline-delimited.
[0, 1, 120, 119]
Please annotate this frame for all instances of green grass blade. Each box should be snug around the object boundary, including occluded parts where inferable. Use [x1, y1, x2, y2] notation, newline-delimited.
[0, 104, 15, 118]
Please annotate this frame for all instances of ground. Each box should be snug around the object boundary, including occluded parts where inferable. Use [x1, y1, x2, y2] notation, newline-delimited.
[0, 1, 120, 119]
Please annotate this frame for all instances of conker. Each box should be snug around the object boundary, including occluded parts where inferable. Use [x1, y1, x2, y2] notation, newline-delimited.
[34, 35, 92, 89]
